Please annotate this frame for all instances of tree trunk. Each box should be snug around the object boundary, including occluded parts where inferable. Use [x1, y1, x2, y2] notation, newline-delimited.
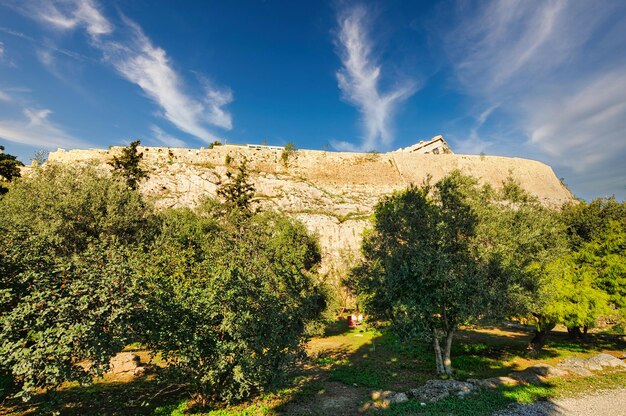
[433, 333, 445, 375]
[529, 323, 555, 353]
[443, 329, 454, 375]
[567, 326, 583, 340]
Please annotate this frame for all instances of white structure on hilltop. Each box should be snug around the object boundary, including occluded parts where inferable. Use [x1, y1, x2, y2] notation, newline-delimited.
[394, 135, 452, 155]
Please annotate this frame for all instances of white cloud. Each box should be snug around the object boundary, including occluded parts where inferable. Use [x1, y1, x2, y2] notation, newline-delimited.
[0, 41, 4, 59]
[0, 107, 90, 149]
[29, 0, 112, 38]
[0, 90, 10, 102]
[525, 70, 626, 173]
[444, 0, 626, 199]
[334, 6, 416, 152]
[150, 125, 187, 148]
[19, 0, 233, 143]
[99, 18, 233, 141]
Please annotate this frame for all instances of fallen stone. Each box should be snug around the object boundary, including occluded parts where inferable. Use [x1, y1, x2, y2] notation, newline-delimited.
[557, 357, 598, 375]
[108, 352, 144, 375]
[510, 370, 544, 384]
[525, 363, 570, 378]
[408, 379, 475, 403]
[587, 353, 626, 369]
[390, 392, 409, 404]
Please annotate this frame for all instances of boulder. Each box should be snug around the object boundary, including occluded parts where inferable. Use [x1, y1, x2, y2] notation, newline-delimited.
[557, 357, 597, 376]
[390, 392, 409, 404]
[587, 353, 626, 369]
[525, 363, 570, 378]
[108, 352, 145, 375]
[408, 379, 475, 403]
[510, 370, 544, 384]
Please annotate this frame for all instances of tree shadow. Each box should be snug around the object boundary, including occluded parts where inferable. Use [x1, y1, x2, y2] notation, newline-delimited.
[275, 324, 626, 415]
[1, 375, 187, 416]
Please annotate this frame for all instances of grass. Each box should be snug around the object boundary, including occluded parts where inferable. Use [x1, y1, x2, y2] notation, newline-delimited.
[2, 323, 625, 415]
[381, 370, 626, 416]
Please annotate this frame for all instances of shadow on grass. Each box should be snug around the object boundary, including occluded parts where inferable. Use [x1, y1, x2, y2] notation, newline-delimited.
[4, 326, 624, 415]
[1, 376, 187, 416]
[275, 325, 626, 415]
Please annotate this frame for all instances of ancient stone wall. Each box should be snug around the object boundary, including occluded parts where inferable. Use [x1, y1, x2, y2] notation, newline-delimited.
[46, 145, 573, 274]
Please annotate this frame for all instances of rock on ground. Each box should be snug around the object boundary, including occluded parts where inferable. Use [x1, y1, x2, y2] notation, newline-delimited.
[587, 353, 626, 369]
[108, 352, 146, 376]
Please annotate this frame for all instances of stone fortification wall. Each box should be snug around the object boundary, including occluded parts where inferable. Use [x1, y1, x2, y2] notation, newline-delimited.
[47, 145, 573, 274]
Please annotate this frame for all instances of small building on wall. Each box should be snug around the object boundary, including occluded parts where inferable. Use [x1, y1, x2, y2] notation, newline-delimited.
[393, 135, 453, 155]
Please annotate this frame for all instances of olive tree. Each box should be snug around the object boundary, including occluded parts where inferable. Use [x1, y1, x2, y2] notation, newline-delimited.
[350, 172, 513, 375]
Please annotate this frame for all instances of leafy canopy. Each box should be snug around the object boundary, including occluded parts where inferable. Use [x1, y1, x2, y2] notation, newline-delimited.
[108, 140, 149, 190]
[137, 202, 326, 404]
[0, 145, 24, 194]
[0, 165, 150, 400]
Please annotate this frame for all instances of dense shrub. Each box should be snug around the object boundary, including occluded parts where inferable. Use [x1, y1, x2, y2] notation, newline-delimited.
[0, 163, 151, 255]
[137, 203, 327, 404]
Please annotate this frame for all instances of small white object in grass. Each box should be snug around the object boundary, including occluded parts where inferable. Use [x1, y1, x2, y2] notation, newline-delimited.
[421, 403, 426, 406]
[354, 333, 363, 337]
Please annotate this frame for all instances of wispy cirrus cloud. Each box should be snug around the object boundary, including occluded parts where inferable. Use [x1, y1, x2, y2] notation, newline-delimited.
[99, 18, 233, 140]
[0, 106, 90, 149]
[150, 125, 187, 148]
[0, 90, 11, 102]
[25, 0, 111, 38]
[333, 6, 416, 152]
[443, 0, 626, 199]
[16, 0, 233, 143]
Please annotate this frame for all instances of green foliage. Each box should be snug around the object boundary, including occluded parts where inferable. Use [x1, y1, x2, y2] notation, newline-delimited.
[216, 160, 256, 213]
[136, 203, 326, 404]
[109, 140, 149, 190]
[556, 199, 626, 332]
[0, 233, 138, 401]
[348, 172, 514, 374]
[536, 256, 610, 330]
[31, 149, 49, 167]
[225, 154, 233, 165]
[0, 145, 24, 194]
[0, 164, 150, 256]
[0, 165, 152, 399]
[208, 141, 223, 149]
[281, 142, 296, 166]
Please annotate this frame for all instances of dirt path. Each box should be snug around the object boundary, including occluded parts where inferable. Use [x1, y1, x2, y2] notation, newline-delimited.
[496, 388, 626, 416]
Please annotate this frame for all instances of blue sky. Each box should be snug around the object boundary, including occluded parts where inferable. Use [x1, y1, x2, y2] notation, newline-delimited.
[0, 0, 625, 201]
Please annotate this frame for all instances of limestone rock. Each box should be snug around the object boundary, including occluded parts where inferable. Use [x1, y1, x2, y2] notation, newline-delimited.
[390, 392, 408, 404]
[46, 145, 574, 276]
[408, 379, 475, 403]
[557, 357, 599, 375]
[587, 353, 626, 369]
[108, 352, 145, 375]
[525, 363, 570, 378]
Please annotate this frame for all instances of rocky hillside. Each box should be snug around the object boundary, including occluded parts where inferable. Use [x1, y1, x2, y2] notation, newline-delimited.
[47, 144, 573, 274]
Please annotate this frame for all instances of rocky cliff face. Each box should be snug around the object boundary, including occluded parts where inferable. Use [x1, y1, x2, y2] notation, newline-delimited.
[48, 145, 573, 274]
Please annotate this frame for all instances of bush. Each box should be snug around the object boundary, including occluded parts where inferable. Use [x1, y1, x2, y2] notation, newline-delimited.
[0, 164, 151, 256]
[137, 203, 327, 404]
[0, 165, 151, 399]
